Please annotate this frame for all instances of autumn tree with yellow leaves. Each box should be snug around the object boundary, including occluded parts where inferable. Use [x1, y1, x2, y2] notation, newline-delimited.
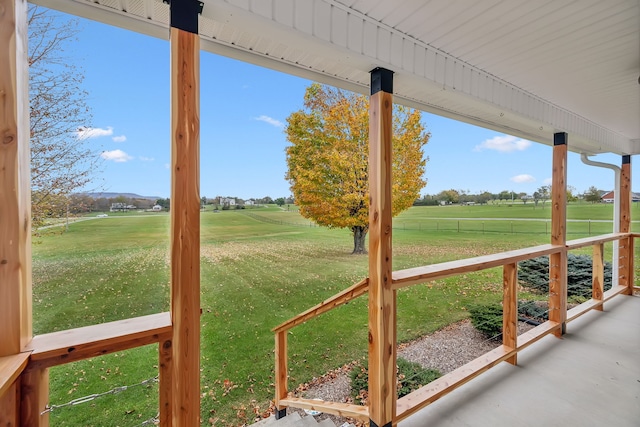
[285, 84, 429, 254]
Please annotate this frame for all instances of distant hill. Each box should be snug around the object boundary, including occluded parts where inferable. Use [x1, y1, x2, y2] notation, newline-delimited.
[82, 192, 161, 201]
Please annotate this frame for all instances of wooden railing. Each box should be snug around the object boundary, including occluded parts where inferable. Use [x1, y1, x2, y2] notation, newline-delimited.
[273, 232, 637, 423]
[0, 312, 172, 426]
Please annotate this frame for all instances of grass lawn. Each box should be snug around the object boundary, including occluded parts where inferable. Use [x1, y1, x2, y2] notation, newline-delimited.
[32, 204, 638, 425]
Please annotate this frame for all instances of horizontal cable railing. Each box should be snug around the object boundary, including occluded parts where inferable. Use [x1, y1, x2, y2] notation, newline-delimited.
[274, 232, 637, 424]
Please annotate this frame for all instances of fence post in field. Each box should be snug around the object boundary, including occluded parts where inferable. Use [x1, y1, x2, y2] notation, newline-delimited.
[549, 133, 568, 337]
[169, 1, 202, 424]
[619, 155, 633, 294]
[368, 67, 395, 427]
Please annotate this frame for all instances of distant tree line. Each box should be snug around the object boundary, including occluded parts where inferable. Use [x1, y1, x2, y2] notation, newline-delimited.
[415, 186, 605, 207]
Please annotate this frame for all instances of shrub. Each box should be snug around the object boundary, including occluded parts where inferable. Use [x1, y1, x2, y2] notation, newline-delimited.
[468, 303, 503, 339]
[349, 358, 441, 404]
[518, 300, 548, 322]
[518, 254, 612, 298]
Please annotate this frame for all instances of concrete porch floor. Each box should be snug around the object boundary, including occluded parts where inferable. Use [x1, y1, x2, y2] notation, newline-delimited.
[400, 294, 640, 427]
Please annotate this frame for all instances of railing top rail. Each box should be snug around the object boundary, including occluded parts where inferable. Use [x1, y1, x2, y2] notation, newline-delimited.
[565, 232, 629, 250]
[272, 278, 369, 333]
[0, 352, 30, 398]
[24, 312, 172, 369]
[392, 243, 562, 290]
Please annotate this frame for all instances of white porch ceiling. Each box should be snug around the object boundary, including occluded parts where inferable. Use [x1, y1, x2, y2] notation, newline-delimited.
[31, 0, 640, 156]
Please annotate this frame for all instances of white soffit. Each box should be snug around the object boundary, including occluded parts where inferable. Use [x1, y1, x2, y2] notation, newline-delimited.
[30, 0, 640, 155]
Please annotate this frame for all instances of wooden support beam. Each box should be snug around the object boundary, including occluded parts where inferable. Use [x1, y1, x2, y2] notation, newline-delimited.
[20, 368, 49, 427]
[0, 0, 32, 356]
[158, 334, 173, 427]
[169, 1, 201, 425]
[619, 156, 632, 294]
[549, 133, 567, 337]
[368, 67, 395, 427]
[274, 331, 288, 418]
[0, 381, 19, 427]
[502, 263, 517, 365]
[592, 243, 604, 310]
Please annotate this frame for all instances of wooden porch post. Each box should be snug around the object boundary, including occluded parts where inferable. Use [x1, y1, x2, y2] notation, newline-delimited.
[0, 0, 43, 425]
[368, 67, 395, 427]
[170, 1, 201, 425]
[549, 133, 567, 337]
[619, 155, 632, 294]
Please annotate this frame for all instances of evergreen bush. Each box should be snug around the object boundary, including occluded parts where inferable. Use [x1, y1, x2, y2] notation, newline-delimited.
[468, 303, 503, 339]
[518, 253, 612, 298]
[349, 357, 441, 404]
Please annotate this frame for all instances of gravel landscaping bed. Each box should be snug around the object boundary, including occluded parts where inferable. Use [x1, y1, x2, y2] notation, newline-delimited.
[291, 319, 535, 425]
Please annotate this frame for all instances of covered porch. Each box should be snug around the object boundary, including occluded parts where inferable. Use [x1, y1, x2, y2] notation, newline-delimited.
[1, 1, 638, 426]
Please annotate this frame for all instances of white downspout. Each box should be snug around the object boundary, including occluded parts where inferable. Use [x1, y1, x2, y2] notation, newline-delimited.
[580, 153, 620, 286]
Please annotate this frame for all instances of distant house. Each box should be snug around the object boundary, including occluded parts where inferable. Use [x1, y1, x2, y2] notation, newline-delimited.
[601, 191, 640, 203]
[221, 197, 236, 206]
[110, 203, 136, 212]
[152, 205, 163, 211]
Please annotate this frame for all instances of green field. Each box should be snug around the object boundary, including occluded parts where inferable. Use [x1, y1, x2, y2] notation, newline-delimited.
[33, 203, 639, 426]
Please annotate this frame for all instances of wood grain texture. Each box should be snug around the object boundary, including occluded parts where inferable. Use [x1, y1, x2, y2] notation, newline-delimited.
[170, 28, 201, 427]
[0, 0, 32, 357]
[0, 381, 19, 427]
[367, 89, 395, 427]
[565, 233, 626, 250]
[158, 334, 173, 427]
[272, 278, 369, 332]
[592, 243, 604, 310]
[274, 331, 288, 409]
[20, 367, 49, 427]
[393, 244, 560, 290]
[0, 352, 29, 398]
[502, 263, 517, 365]
[24, 312, 171, 369]
[549, 140, 567, 337]
[279, 397, 369, 421]
[619, 161, 632, 293]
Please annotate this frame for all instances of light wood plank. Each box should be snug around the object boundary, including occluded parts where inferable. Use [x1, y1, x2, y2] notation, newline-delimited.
[274, 331, 288, 409]
[566, 299, 604, 323]
[24, 312, 171, 369]
[603, 285, 629, 301]
[592, 243, 604, 310]
[279, 397, 369, 421]
[158, 334, 172, 427]
[170, 27, 201, 427]
[392, 244, 561, 290]
[20, 367, 49, 427]
[565, 233, 627, 250]
[517, 320, 561, 350]
[549, 136, 567, 337]
[0, 381, 19, 427]
[0, 352, 30, 398]
[395, 345, 516, 423]
[619, 159, 632, 294]
[0, 0, 32, 357]
[368, 76, 396, 427]
[502, 263, 517, 365]
[272, 278, 368, 333]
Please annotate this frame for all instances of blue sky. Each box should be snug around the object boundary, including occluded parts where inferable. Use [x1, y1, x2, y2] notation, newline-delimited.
[59, 10, 636, 200]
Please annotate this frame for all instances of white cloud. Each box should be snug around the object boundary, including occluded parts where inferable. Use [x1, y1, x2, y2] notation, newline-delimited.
[139, 156, 154, 162]
[474, 135, 531, 152]
[112, 135, 127, 143]
[101, 149, 133, 163]
[543, 177, 553, 185]
[255, 115, 284, 128]
[77, 126, 113, 140]
[510, 174, 535, 183]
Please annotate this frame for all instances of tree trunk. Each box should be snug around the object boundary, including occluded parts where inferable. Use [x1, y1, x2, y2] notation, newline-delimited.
[351, 226, 368, 254]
